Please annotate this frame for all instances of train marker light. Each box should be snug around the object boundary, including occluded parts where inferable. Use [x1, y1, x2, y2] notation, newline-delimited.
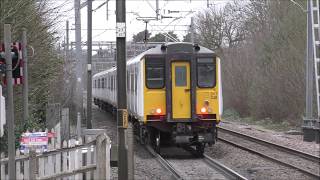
[156, 108, 162, 114]
[201, 107, 207, 113]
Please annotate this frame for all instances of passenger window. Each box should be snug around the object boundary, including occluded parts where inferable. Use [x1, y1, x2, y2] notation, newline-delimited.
[108, 76, 111, 90]
[135, 72, 138, 95]
[131, 73, 134, 92]
[145, 57, 165, 89]
[197, 58, 216, 88]
[111, 76, 114, 90]
[175, 66, 187, 86]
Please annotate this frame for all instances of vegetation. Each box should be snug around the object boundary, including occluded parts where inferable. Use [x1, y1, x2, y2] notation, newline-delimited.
[132, 30, 179, 42]
[0, 0, 64, 151]
[194, 0, 307, 127]
[149, 31, 179, 42]
[132, 30, 151, 42]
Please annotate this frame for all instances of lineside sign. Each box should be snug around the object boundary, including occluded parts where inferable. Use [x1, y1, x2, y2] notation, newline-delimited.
[19, 131, 55, 153]
[116, 22, 126, 38]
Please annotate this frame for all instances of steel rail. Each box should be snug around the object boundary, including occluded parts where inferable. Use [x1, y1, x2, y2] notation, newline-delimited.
[145, 145, 183, 180]
[218, 127, 320, 163]
[203, 154, 248, 180]
[219, 137, 320, 179]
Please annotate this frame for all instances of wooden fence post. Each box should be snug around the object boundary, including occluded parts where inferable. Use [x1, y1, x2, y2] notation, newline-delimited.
[127, 124, 134, 180]
[106, 135, 111, 180]
[86, 136, 92, 180]
[1, 153, 5, 180]
[62, 140, 68, 180]
[75, 137, 83, 180]
[16, 149, 22, 179]
[96, 134, 106, 180]
[28, 150, 37, 180]
[69, 139, 76, 180]
[96, 133, 111, 180]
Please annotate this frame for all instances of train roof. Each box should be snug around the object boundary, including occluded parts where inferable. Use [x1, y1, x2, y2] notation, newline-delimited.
[127, 42, 215, 64]
[93, 42, 216, 78]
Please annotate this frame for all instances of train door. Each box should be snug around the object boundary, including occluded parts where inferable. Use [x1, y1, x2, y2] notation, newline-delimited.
[171, 61, 191, 119]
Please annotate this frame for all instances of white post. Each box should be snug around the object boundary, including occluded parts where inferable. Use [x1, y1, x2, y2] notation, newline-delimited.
[0, 84, 5, 137]
[77, 112, 81, 138]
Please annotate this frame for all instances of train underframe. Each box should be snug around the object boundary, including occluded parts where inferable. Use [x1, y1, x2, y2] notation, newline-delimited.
[94, 98, 218, 156]
[133, 119, 218, 156]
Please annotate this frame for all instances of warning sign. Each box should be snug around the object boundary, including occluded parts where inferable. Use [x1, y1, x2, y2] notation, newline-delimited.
[117, 109, 128, 128]
[123, 109, 128, 128]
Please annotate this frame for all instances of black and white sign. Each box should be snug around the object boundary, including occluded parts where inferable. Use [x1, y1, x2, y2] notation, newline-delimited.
[116, 22, 126, 38]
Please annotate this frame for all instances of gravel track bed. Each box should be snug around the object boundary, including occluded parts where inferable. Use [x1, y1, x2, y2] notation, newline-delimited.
[160, 146, 233, 180]
[220, 121, 320, 156]
[166, 158, 228, 180]
[206, 141, 316, 180]
[220, 131, 320, 176]
[92, 105, 172, 180]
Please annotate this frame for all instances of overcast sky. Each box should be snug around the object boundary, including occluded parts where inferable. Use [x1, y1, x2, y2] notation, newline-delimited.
[52, 0, 229, 44]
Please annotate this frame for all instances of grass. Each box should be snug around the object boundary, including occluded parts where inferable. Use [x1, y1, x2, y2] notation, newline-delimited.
[222, 109, 294, 132]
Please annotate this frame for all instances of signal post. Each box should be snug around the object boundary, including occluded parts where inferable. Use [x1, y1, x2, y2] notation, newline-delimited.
[116, 0, 132, 179]
[4, 24, 16, 180]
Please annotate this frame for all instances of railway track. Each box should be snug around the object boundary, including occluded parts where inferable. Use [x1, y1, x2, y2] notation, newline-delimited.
[218, 127, 320, 179]
[145, 145, 247, 180]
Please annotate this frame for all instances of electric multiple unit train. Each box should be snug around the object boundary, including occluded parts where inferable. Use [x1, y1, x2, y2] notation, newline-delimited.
[93, 42, 222, 155]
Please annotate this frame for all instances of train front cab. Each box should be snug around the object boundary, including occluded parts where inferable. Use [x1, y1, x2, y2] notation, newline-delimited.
[143, 43, 221, 153]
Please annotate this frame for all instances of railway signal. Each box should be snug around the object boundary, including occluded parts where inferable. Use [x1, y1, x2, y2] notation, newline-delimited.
[0, 42, 23, 85]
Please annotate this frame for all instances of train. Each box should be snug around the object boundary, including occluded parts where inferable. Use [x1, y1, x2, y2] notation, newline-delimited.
[93, 42, 222, 155]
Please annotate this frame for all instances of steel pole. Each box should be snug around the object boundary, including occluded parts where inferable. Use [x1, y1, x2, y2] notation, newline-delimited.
[66, 20, 69, 56]
[4, 24, 16, 180]
[190, 17, 194, 43]
[116, 0, 129, 179]
[156, 0, 159, 20]
[74, 0, 83, 124]
[87, 0, 92, 129]
[306, 0, 313, 119]
[22, 28, 29, 122]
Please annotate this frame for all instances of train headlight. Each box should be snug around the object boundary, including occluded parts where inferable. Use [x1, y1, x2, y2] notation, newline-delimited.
[201, 107, 207, 113]
[150, 108, 162, 115]
[156, 108, 162, 114]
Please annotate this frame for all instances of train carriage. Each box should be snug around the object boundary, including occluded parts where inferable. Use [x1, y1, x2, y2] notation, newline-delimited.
[93, 42, 222, 155]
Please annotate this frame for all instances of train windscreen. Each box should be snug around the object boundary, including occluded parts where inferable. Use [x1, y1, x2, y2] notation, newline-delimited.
[145, 57, 165, 89]
[197, 57, 216, 88]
